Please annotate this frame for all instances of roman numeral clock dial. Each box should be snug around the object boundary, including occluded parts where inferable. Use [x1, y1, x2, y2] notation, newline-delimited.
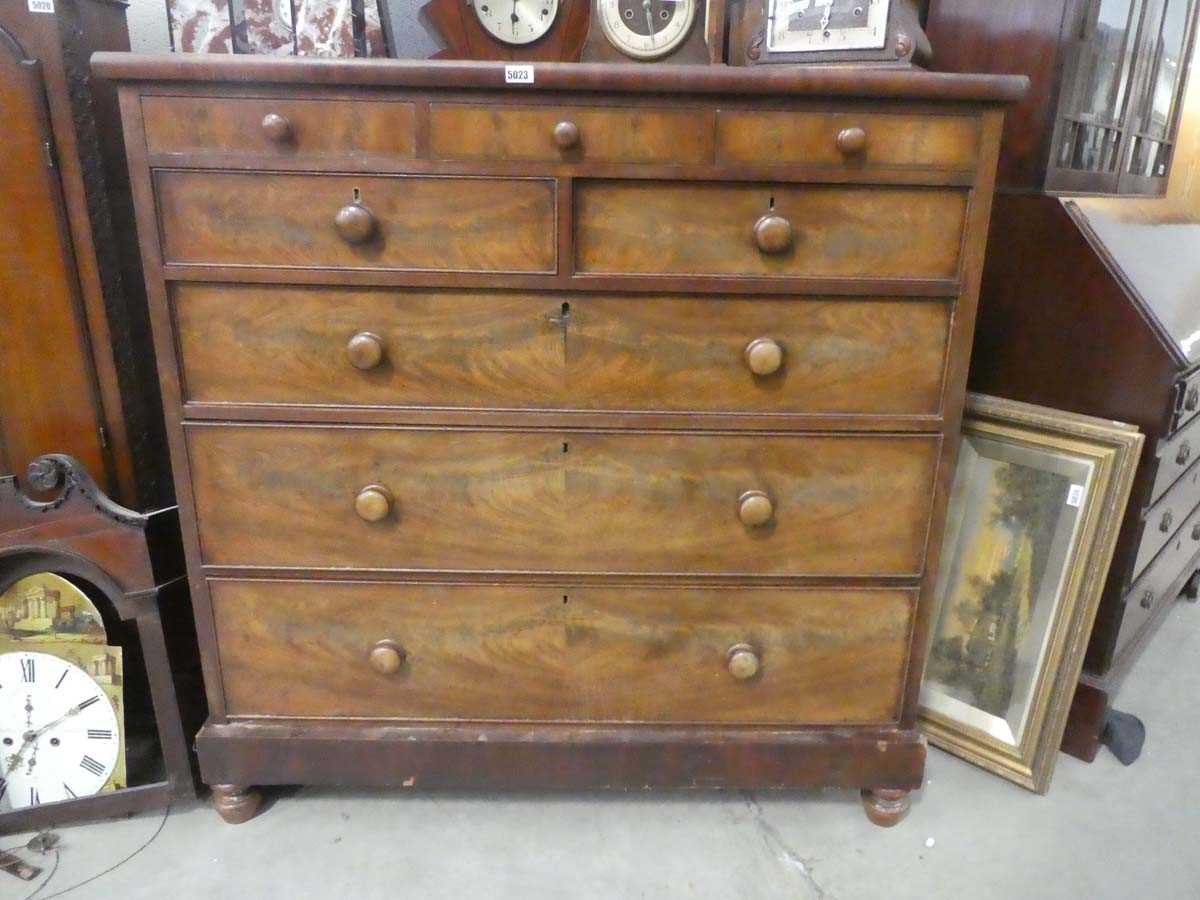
[472, 0, 561, 45]
[0, 651, 121, 811]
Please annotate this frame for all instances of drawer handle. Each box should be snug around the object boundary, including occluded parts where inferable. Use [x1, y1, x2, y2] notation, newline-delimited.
[346, 331, 386, 370]
[261, 112, 293, 143]
[1140, 590, 1155, 610]
[335, 202, 377, 244]
[553, 120, 581, 150]
[354, 484, 394, 523]
[367, 639, 406, 676]
[1192, 523, 1200, 541]
[753, 214, 794, 254]
[836, 126, 869, 156]
[1177, 441, 1192, 466]
[1161, 510, 1175, 533]
[744, 338, 784, 377]
[1187, 386, 1199, 412]
[727, 643, 760, 681]
[738, 490, 774, 527]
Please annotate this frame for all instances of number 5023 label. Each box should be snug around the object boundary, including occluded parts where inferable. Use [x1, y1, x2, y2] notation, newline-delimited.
[29, 0, 55, 12]
[504, 65, 535, 84]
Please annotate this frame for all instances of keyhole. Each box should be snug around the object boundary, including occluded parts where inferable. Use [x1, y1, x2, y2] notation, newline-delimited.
[562, 594, 569, 604]
[561, 301, 570, 316]
[768, 195, 776, 209]
[353, 187, 361, 202]
[562, 442, 569, 453]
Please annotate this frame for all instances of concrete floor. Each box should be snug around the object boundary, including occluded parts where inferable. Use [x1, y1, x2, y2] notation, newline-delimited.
[4, 603, 1198, 900]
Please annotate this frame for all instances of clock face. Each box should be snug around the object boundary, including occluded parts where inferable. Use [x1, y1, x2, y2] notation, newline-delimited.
[0, 651, 121, 811]
[597, 0, 697, 59]
[472, 0, 561, 45]
[767, 0, 889, 53]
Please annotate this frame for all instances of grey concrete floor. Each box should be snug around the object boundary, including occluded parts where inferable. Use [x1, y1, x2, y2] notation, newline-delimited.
[5, 602, 1199, 900]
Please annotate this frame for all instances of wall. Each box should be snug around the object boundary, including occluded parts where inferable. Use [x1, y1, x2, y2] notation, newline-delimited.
[1169, 32, 1200, 208]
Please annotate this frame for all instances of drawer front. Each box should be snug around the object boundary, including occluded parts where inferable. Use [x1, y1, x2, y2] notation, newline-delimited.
[155, 171, 557, 273]
[1133, 459, 1200, 578]
[716, 111, 980, 171]
[210, 579, 914, 725]
[574, 180, 967, 280]
[173, 283, 952, 416]
[142, 95, 417, 159]
[429, 104, 714, 164]
[187, 426, 940, 576]
[1118, 498, 1200, 653]
[1150, 412, 1200, 503]
[1170, 370, 1200, 435]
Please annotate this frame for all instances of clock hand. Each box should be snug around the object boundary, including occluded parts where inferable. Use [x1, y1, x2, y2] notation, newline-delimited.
[643, 0, 656, 46]
[511, 0, 519, 34]
[27, 700, 89, 741]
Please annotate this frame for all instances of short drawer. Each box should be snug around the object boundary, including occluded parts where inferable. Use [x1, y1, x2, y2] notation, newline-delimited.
[716, 110, 980, 172]
[141, 95, 417, 159]
[210, 579, 914, 725]
[1169, 369, 1200, 435]
[1133, 459, 1200, 578]
[429, 103, 713, 164]
[186, 425, 939, 577]
[574, 180, 967, 280]
[1118, 499, 1200, 654]
[172, 283, 952, 417]
[1150, 411, 1200, 504]
[155, 171, 556, 273]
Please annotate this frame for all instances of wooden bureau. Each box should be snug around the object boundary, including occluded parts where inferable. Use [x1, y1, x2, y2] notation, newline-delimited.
[94, 53, 1023, 826]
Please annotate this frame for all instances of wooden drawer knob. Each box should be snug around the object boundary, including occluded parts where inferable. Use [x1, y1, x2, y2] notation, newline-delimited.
[354, 484, 394, 522]
[1188, 386, 1200, 412]
[753, 214, 793, 254]
[367, 639, 406, 675]
[1160, 510, 1175, 533]
[738, 490, 774, 527]
[1192, 522, 1200, 541]
[261, 112, 293, 143]
[744, 338, 784, 376]
[335, 203, 376, 244]
[1140, 590, 1155, 610]
[553, 121, 581, 149]
[346, 331, 385, 370]
[1178, 441, 1193, 466]
[727, 643, 760, 680]
[836, 126, 868, 156]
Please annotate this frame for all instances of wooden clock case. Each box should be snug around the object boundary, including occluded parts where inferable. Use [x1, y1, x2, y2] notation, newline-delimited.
[420, 0, 592, 60]
[579, 0, 724, 63]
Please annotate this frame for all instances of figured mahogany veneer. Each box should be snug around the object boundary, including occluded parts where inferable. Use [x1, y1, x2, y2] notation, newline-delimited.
[95, 53, 1022, 825]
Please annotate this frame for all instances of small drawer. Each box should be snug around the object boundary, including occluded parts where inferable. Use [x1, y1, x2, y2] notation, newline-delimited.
[716, 110, 980, 172]
[429, 103, 714, 164]
[186, 425, 940, 577]
[1149, 412, 1200, 504]
[155, 171, 556, 274]
[172, 283, 952, 417]
[574, 180, 967, 281]
[142, 95, 417, 159]
[1133, 459, 1200, 578]
[1118, 500, 1200, 654]
[210, 579, 914, 725]
[1169, 369, 1200, 435]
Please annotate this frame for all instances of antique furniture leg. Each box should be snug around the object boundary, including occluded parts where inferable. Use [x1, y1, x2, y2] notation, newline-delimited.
[860, 788, 911, 827]
[211, 784, 263, 824]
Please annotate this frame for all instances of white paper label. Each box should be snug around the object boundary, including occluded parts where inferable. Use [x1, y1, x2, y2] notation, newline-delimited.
[28, 0, 55, 12]
[1066, 484, 1085, 508]
[504, 65, 535, 85]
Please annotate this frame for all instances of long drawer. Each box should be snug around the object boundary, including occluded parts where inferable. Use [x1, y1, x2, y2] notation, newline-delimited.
[1133, 459, 1200, 578]
[1118, 498, 1200, 654]
[186, 425, 940, 576]
[210, 579, 915, 724]
[172, 283, 952, 417]
[1150, 412, 1200, 504]
[574, 180, 967, 280]
[155, 171, 557, 273]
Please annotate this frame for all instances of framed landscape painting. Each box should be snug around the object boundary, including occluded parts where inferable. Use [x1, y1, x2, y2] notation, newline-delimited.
[920, 394, 1142, 792]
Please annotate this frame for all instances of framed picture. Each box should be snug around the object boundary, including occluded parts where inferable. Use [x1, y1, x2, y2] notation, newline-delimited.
[920, 394, 1142, 792]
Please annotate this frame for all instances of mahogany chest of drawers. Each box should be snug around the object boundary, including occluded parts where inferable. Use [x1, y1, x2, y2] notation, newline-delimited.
[95, 53, 1022, 826]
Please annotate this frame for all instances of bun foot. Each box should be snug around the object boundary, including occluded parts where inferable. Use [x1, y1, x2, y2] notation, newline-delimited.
[860, 788, 911, 827]
[211, 784, 262, 824]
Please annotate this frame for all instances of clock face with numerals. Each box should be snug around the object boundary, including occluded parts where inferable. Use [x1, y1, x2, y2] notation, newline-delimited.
[0, 651, 121, 811]
[472, 0, 562, 45]
[767, 0, 889, 53]
[597, 0, 698, 59]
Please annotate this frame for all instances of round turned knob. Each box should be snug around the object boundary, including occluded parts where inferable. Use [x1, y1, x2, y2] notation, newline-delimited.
[1188, 386, 1200, 412]
[738, 490, 774, 527]
[753, 214, 793, 254]
[836, 126, 868, 156]
[1161, 510, 1175, 533]
[744, 338, 784, 376]
[1140, 591, 1155, 610]
[367, 639, 406, 675]
[1178, 441, 1193, 466]
[727, 643, 760, 680]
[334, 203, 376, 244]
[354, 484, 393, 522]
[346, 331, 385, 370]
[1192, 523, 1200, 541]
[553, 120, 581, 149]
[261, 112, 293, 143]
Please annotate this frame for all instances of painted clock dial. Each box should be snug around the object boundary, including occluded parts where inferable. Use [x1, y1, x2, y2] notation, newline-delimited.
[472, 0, 562, 45]
[767, 0, 890, 53]
[0, 651, 121, 810]
[597, 0, 697, 59]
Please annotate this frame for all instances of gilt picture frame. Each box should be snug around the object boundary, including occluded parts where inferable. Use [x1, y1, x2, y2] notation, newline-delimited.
[920, 394, 1142, 793]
